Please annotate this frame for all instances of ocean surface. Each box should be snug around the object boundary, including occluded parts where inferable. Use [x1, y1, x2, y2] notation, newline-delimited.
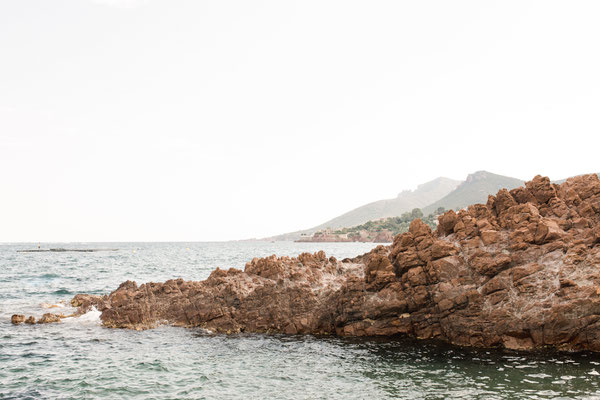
[2, 242, 600, 399]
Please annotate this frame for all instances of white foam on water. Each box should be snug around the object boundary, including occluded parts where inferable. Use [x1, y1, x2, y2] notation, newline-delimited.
[62, 307, 102, 325]
[528, 373, 552, 379]
[560, 375, 576, 381]
[522, 379, 538, 384]
[515, 364, 536, 369]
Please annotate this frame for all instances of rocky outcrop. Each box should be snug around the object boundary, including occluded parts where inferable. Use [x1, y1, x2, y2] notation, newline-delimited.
[38, 313, 65, 324]
[21, 174, 600, 352]
[11, 312, 71, 325]
[71, 251, 361, 334]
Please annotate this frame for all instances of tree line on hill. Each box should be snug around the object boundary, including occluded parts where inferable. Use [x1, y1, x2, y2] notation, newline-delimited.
[328, 206, 447, 240]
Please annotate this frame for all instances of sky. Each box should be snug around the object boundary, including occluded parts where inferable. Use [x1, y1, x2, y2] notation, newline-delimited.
[1, 0, 599, 242]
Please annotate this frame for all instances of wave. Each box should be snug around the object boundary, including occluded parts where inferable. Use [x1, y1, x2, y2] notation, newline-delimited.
[62, 307, 101, 325]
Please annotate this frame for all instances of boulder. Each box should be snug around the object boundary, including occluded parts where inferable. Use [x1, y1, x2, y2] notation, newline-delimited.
[438, 210, 458, 236]
[525, 175, 557, 204]
[480, 229, 500, 245]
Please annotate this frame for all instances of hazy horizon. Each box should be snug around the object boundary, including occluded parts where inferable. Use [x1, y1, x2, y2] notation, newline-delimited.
[2, 1, 600, 241]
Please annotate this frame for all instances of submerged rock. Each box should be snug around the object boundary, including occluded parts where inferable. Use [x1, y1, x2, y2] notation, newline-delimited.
[18, 174, 600, 352]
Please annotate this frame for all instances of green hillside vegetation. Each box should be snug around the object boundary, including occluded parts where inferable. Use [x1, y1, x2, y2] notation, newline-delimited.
[269, 177, 460, 241]
[270, 170, 597, 242]
[312, 177, 459, 230]
[332, 207, 446, 239]
[422, 171, 524, 215]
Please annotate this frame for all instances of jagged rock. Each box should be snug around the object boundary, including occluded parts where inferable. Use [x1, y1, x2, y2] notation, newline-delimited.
[526, 175, 557, 204]
[534, 218, 564, 244]
[25, 316, 36, 324]
[495, 188, 517, 214]
[480, 229, 500, 245]
[437, 210, 458, 236]
[38, 313, 63, 324]
[15, 174, 600, 352]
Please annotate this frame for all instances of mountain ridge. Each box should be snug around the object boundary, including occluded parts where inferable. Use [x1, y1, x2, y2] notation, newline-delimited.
[422, 171, 524, 215]
[268, 171, 596, 241]
[267, 177, 460, 241]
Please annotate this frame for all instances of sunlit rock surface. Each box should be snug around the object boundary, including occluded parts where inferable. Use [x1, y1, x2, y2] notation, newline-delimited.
[51, 174, 600, 351]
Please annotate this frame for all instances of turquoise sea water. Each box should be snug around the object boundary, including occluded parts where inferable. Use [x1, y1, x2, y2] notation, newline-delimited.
[2, 242, 600, 399]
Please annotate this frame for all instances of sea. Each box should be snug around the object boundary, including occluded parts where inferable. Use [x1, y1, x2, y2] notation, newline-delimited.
[1, 241, 600, 399]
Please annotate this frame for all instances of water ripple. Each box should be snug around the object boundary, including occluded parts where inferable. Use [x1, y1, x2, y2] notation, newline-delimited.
[2, 242, 600, 399]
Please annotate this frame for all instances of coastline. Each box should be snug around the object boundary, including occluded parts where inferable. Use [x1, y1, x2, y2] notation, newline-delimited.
[17, 174, 600, 353]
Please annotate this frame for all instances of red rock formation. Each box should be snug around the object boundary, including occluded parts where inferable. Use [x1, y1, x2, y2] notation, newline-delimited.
[33, 174, 600, 351]
[38, 313, 63, 324]
[11, 314, 38, 324]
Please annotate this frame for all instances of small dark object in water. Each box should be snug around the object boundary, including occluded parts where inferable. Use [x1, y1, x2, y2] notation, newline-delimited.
[17, 248, 119, 253]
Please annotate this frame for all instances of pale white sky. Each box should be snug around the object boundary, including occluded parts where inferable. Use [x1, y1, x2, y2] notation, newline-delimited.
[1, 0, 599, 242]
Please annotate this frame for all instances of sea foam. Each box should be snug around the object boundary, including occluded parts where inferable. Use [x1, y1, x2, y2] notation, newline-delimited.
[63, 306, 102, 325]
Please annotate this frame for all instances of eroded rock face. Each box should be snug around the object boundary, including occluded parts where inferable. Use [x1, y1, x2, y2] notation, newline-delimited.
[65, 174, 600, 351]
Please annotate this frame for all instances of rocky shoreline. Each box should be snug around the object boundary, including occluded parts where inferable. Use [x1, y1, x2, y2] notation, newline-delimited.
[294, 230, 394, 243]
[12, 174, 600, 352]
